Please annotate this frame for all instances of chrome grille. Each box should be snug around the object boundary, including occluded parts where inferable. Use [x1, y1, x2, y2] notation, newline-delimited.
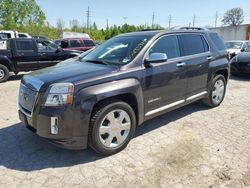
[19, 83, 38, 116]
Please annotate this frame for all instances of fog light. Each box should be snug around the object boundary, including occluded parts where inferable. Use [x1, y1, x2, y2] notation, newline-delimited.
[51, 117, 58, 135]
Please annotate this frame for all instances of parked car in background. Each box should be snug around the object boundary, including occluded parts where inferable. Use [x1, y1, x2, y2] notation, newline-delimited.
[18, 33, 32, 38]
[225, 40, 250, 59]
[0, 30, 19, 50]
[230, 46, 250, 76]
[0, 38, 81, 82]
[54, 38, 96, 52]
[18, 28, 229, 155]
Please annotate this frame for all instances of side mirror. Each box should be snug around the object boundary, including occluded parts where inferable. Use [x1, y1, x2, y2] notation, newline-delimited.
[144, 53, 167, 66]
[56, 47, 62, 53]
[241, 47, 247, 52]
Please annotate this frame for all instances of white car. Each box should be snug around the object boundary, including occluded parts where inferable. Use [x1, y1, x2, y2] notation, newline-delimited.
[18, 32, 32, 38]
[225, 40, 250, 58]
[0, 30, 19, 50]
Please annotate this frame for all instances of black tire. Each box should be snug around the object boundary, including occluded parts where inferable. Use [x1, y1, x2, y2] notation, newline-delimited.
[0, 64, 10, 83]
[88, 100, 136, 155]
[202, 74, 226, 107]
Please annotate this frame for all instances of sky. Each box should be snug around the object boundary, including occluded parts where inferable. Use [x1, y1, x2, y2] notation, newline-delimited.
[36, 0, 250, 29]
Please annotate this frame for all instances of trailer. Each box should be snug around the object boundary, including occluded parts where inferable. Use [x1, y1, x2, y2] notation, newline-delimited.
[61, 32, 90, 39]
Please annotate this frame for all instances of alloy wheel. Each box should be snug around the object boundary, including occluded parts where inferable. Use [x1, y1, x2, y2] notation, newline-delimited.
[212, 79, 225, 104]
[99, 109, 131, 148]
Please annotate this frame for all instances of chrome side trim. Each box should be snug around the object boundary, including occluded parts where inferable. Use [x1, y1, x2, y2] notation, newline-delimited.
[145, 99, 185, 116]
[186, 91, 207, 101]
[145, 91, 208, 117]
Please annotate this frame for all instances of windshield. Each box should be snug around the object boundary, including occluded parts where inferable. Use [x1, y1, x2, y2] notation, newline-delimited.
[225, 42, 243, 49]
[80, 36, 151, 65]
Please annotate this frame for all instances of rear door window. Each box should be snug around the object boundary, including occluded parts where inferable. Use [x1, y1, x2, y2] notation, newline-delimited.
[209, 33, 226, 51]
[16, 40, 34, 51]
[83, 40, 95, 47]
[70, 40, 82, 47]
[0, 33, 11, 40]
[181, 34, 208, 56]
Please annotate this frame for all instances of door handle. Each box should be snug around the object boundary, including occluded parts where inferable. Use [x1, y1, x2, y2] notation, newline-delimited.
[177, 62, 186, 68]
[207, 56, 213, 60]
[17, 53, 24, 56]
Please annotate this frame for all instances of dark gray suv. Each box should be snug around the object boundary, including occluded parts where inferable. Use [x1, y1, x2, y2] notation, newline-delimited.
[18, 28, 229, 155]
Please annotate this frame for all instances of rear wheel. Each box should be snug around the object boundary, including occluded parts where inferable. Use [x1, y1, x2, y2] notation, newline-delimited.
[203, 74, 226, 107]
[0, 64, 10, 83]
[88, 100, 136, 155]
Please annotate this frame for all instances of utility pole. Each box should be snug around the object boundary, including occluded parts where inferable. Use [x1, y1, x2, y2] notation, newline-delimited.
[215, 11, 218, 27]
[106, 18, 109, 29]
[168, 15, 172, 29]
[123, 17, 128, 24]
[192, 14, 196, 27]
[86, 6, 90, 33]
[152, 12, 155, 29]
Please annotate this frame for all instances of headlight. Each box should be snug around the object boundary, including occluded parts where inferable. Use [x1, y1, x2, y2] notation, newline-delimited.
[45, 83, 74, 106]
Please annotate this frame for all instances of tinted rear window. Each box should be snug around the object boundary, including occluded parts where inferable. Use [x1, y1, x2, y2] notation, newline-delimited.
[16, 40, 34, 51]
[70, 40, 82, 47]
[181, 34, 208, 56]
[84, 40, 95, 47]
[209, 33, 226, 51]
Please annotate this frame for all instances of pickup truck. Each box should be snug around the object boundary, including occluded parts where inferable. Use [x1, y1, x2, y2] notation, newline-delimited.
[0, 38, 81, 82]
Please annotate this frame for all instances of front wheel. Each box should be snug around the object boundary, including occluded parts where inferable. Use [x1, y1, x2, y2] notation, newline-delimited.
[202, 74, 226, 107]
[88, 100, 136, 155]
[0, 64, 10, 83]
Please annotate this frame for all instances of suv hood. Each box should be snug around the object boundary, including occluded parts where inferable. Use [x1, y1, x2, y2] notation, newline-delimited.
[25, 59, 119, 92]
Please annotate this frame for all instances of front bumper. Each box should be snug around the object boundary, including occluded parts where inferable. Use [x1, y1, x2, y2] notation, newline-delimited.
[18, 105, 89, 150]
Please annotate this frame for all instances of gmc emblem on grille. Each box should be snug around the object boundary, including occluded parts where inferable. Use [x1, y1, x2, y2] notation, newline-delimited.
[20, 90, 29, 101]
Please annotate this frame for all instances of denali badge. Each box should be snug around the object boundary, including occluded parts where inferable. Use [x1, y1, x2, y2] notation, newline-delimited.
[148, 98, 161, 104]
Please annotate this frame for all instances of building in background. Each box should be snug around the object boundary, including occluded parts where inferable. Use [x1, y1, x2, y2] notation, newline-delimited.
[210, 24, 250, 41]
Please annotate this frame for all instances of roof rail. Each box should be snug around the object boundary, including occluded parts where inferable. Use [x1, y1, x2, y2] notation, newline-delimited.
[140, 29, 163, 32]
[179, 27, 209, 31]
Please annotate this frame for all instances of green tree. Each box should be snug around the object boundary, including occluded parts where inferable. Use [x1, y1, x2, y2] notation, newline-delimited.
[222, 8, 244, 26]
[0, 0, 46, 29]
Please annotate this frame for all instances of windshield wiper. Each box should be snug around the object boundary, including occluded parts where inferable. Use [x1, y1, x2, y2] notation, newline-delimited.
[83, 59, 109, 65]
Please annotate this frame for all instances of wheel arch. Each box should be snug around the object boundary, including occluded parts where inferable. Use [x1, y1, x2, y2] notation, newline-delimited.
[0, 57, 14, 72]
[215, 68, 229, 83]
[74, 78, 144, 129]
